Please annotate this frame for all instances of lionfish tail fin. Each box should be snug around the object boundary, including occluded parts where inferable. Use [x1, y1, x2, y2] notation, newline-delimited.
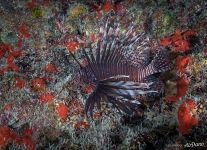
[151, 49, 173, 73]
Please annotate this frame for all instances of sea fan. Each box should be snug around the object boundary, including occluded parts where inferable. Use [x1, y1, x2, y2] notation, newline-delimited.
[70, 17, 173, 117]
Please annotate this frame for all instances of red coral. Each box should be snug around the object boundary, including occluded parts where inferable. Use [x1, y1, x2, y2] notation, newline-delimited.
[23, 129, 33, 138]
[4, 103, 13, 111]
[39, 93, 55, 103]
[90, 33, 98, 43]
[93, 1, 124, 18]
[173, 39, 190, 52]
[0, 126, 36, 149]
[203, 48, 207, 58]
[176, 56, 192, 74]
[183, 30, 197, 39]
[113, 3, 125, 14]
[84, 85, 94, 94]
[16, 39, 23, 48]
[96, 11, 103, 19]
[13, 77, 25, 89]
[171, 29, 183, 42]
[26, 0, 36, 9]
[19, 136, 36, 150]
[7, 54, 20, 72]
[160, 29, 197, 52]
[178, 99, 198, 135]
[0, 49, 5, 59]
[44, 63, 59, 73]
[30, 78, 46, 91]
[103, 0, 112, 13]
[0, 67, 8, 75]
[177, 77, 189, 97]
[56, 103, 69, 121]
[0, 44, 22, 74]
[7, 63, 20, 72]
[160, 37, 172, 47]
[0, 126, 17, 148]
[0, 43, 12, 53]
[74, 121, 90, 129]
[18, 24, 31, 39]
[65, 41, 80, 53]
[10, 50, 22, 58]
[15, 128, 35, 150]
[0, 44, 11, 59]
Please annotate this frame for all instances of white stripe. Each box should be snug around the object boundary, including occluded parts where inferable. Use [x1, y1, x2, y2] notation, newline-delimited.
[142, 67, 146, 80]
[146, 66, 149, 76]
[139, 69, 142, 81]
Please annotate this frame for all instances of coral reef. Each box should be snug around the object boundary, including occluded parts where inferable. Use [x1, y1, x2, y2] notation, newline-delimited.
[0, 0, 206, 149]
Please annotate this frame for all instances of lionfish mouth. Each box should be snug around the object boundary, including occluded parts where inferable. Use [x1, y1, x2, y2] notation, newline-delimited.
[70, 17, 173, 117]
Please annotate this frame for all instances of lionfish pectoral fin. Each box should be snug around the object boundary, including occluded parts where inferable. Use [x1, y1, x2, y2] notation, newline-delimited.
[134, 82, 154, 89]
[85, 80, 159, 117]
[101, 81, 158, 115]
[148, 81, 164, 98]
[85, 88, 102, 118]
[122, 99, 140, 110]
[107, 96, 122, 114]
[98, 84, 135, 115]
[85, 92, 94, 117]
[85, 85, 110, 117]
[105, 87, 136, 100]
[108, 96, 133, 115]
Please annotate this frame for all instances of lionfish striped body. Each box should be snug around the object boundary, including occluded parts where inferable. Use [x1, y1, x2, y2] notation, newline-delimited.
[72, 18, 173, 116]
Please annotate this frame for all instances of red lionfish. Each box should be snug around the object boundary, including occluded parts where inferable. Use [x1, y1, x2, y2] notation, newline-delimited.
[70, 17, 173, 117]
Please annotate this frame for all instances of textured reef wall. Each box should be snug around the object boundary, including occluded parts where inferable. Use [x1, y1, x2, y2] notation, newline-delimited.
[0, 0, 207, 149]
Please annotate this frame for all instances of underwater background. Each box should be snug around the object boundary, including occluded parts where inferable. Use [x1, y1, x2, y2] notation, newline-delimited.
[0, 0, 207, 149]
